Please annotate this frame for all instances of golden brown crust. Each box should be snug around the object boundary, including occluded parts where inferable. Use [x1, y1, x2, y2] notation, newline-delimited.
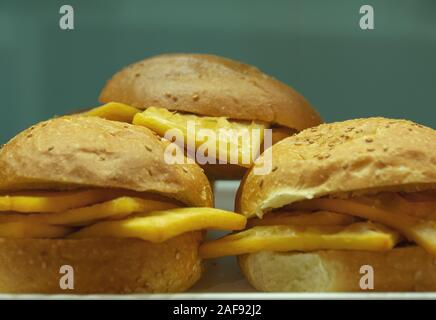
[0, 232, 202, 293]
[99, 53, 322, 131]
[238, 247, 436, 292]
[238, 118, 436, 217]
[0, 116, 213, 207]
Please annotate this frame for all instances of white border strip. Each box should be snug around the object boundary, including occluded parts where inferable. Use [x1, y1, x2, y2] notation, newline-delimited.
[1, 292, 436, 300]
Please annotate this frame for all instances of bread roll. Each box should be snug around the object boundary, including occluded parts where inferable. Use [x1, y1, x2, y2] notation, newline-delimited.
[99, 53, 322, 131]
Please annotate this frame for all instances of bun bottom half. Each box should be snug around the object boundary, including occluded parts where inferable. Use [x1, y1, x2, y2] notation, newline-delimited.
[0, 232, 202, 294]
[238, 247, 436, 292]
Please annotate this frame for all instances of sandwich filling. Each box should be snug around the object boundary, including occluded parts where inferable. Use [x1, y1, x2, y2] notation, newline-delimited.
[83, 102, 293, 167]
[199, 190, 436, 258]
[0, 189, 246, 241]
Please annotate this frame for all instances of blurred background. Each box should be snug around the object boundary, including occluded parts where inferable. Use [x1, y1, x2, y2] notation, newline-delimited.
[0, 0, 435, 144]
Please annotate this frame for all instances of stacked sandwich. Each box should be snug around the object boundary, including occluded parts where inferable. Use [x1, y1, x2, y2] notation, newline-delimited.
[87, 53, 322, 179]
[0, 116, 245, 293]
[200, 118, 436, 291]
[0, 54, 320, 293]
[2, 52, 435, 294]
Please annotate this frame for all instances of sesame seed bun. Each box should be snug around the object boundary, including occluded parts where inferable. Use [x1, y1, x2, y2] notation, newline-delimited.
[0, 232, 202, 293]
[237, 117, 436, 218]
[235, 118, 436, 292]
[99, 53, 322, 131]
[0, 116, 214, 293]
[238, 247, 436, 292]
[0, 116, 213, 207]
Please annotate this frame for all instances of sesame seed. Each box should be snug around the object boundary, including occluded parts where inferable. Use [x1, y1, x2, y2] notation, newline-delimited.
[365, 138, 373, 143]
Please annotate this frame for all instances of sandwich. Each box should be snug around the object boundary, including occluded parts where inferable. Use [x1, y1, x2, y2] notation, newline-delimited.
[85, 53, 322, 179]
[0, 116, 245, 293]
[200, 117, 436, 291]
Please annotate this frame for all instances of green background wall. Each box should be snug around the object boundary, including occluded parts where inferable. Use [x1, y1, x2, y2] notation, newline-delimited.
[1, 0, 435, 143]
